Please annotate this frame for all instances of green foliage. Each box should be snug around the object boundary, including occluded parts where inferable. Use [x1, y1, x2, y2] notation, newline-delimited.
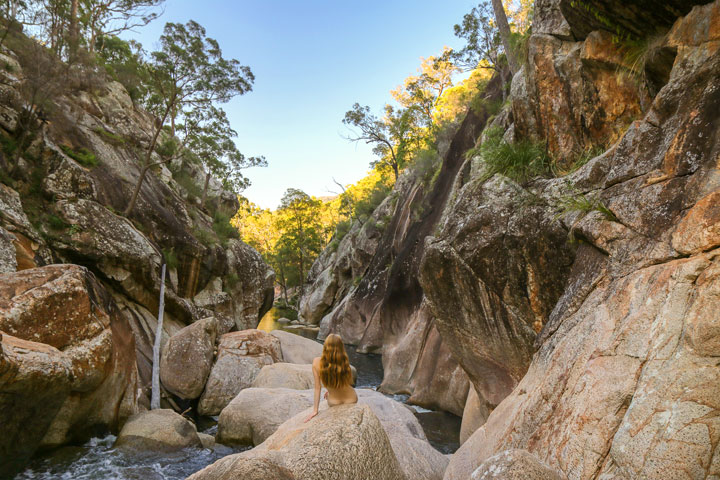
[224, 272, 239, 292]
[162, 247, 179, 270]
[61, 145, 98, 168]
[354, 181, 392, 222]
[615, 34, 667, 85]
[212, 210, 240, 246]
[510, 28, 532, 65]
[173, 169, 203, 200]
[334, 219, 352, 243]
[410, 147, 441, 187]
[0, 134, 18, 157]
[95, 35, 149, 103]
[555, 183, 617, 223]
[556, 144, 606, 176]
[478, 127, 550, 183]
[93, 127, 126, 146]
[193, 226, 214, 247]
[47, 214, 69, 230]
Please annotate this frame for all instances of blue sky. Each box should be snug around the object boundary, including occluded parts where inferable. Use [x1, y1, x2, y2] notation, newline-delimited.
[126, 1, 477, 209]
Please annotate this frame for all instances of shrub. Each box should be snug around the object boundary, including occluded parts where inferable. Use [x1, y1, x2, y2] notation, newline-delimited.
[555, 183, 616, 223]
[0, 134, 18, 157]
[61, 145, 98, 168]
[479, 127, 551, 183]
[174, 169, 203, 200]
[93, 127, 126, 146]
[213, 211, 240, 246]
[47, 214, 68, 230]
[162, 247, 179, 270]
[616, 34, 666, 83]
[193, 226, 214, 247]
[335, 219, 352, 243]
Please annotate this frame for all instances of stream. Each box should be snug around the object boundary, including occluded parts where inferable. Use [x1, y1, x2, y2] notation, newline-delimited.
[17, 308, 460, 479]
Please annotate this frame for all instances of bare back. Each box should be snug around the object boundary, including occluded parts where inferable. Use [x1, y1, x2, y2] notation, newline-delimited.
[312, 357, 358, 406]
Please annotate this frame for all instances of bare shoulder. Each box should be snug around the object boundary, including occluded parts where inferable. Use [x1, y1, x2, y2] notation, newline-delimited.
[312, 357, 321, 369]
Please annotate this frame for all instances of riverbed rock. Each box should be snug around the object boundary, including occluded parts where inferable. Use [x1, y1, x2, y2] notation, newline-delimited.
[0, 333, 73, 478]
[270, 329, 323, 364]
[115, 409, 201, 451]
[460, 386, 490, 445]
[198, 329, 282, 415]
[0, 265, 139, 448]
[470, 450, 565, 480]
[250, 362, 315, 390]
[198, 433, 216, 449]
[188, 457, 297, 480]
[217, 387, 314, 446]
[159, 317, 217, 400]
[194, 404, 405, 480]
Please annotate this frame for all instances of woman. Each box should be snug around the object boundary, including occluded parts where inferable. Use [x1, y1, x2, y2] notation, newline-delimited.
[304, 333, 357, 422]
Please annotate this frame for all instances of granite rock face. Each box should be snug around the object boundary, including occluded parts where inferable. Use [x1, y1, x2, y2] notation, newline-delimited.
[441, 2, 720, 479]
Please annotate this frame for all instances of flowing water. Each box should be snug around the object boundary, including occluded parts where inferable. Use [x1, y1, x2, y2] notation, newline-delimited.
[16, 308, 460, 479]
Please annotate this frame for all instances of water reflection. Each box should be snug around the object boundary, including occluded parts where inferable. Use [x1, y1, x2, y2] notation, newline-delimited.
[256, 307, 319, 339]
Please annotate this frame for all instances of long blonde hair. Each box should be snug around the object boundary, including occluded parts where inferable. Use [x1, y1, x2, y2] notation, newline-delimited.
[320, 334, 353, 389]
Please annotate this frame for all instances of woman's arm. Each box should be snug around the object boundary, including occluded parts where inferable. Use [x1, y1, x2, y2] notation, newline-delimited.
[304, 359, 322, 422]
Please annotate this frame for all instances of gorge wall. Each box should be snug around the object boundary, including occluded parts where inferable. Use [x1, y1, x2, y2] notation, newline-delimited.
[0, 31, 274, 477]
[301, 2, 720, 478]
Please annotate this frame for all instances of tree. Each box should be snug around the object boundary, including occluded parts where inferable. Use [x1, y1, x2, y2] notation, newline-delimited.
[123, 20, 254, 216]
[82, 0, 164, 55]
[490, 0, 519, 74]
[452, 2, 503, 73]
[180, 106, 265, 207]
[274, 189, 325, 297]
[342, 103, 422, 182]
[391, 48, 460, 127]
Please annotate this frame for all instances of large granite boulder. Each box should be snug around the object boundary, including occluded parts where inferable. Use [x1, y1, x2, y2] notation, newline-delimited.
[191, 404, 405, 480]
[198, 329, 282, 415]
[0, 265, 139, 449]
[217, 388, 314, 446]
[186, 457, 297, 480]
[115, 409, 201, 451]
[460, 386, 490, 445]
[250, 362, 315, 390]
[225, 240, 275, 330]
[0, 333, 73, 478]
[216, 387, 445, 479]
[270, 329, 323, 364]
[160, 317, 217, 399]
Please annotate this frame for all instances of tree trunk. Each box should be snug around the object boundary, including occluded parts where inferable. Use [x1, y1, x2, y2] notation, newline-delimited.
[123, 114, 167, 216]
[392, 162, 399, 182]
[491, 0, 520, 75]
[200, 171, 211, 208]
[150, 263, 167, 410]
[68, 0, 79, 60]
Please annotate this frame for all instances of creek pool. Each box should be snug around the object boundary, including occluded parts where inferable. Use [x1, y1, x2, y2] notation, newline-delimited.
[17, 309, 461, 479]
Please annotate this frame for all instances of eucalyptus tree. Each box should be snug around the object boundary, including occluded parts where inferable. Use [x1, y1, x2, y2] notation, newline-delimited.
[123, 19, 254, 216]
[342, 103, 422, 182]
[181, 106, 266, 207]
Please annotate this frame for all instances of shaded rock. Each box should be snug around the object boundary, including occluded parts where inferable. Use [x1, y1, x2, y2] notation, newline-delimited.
[460, 386, 490, 445]
[0, 333, 73, 478]
[115, 409, 201, 451]
[298, 265, 338, 325]
[198, 330, 282, 415]
[270, 329, 323, 364]
[160, 317, 217, 399]
[471, 450, 564, 480]
[0, 226, 17, 273]
[0, 265, 139, 448]
[250, 362, 315, 390]
[195, 404, 405, 480]
[198, 433, 215, 449]
[224, 240, 275, 330]
[420, 177, 573, 407]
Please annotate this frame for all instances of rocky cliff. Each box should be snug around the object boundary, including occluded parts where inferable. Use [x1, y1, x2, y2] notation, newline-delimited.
[301, 2, 720, 478]
[0, 31, 273, 476]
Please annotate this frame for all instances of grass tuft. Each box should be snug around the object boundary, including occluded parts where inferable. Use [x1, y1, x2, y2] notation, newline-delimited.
[61, 145, 98, 168]
[478, 127, 551, 183]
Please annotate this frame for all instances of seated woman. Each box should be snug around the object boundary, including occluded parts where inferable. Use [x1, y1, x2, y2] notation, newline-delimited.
[304, 333, 358, 422]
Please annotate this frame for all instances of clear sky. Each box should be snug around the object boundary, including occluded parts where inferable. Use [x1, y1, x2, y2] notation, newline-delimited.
[126, 1, 477, 209]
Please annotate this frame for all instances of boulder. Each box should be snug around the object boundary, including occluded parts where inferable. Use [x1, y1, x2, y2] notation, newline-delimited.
[198, 330, 282, 415]
[115, 409, 201, 451]
[216, 387, 444, 479]
[217, 388, 314, 446]
[0, 227, 17, 273]
[460, 387, 490, 445]
[270, 329, 323, 364]
[0, 265, 139, 448]
[470, 450, 564, 480]
[192, 404, 405, 480]
[0, 333, 73, 478]
[187, 457, 297, 480]
[160, 317, 217, 399]
[198, 433, 216, 449]
[250, 362, 315, 390]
